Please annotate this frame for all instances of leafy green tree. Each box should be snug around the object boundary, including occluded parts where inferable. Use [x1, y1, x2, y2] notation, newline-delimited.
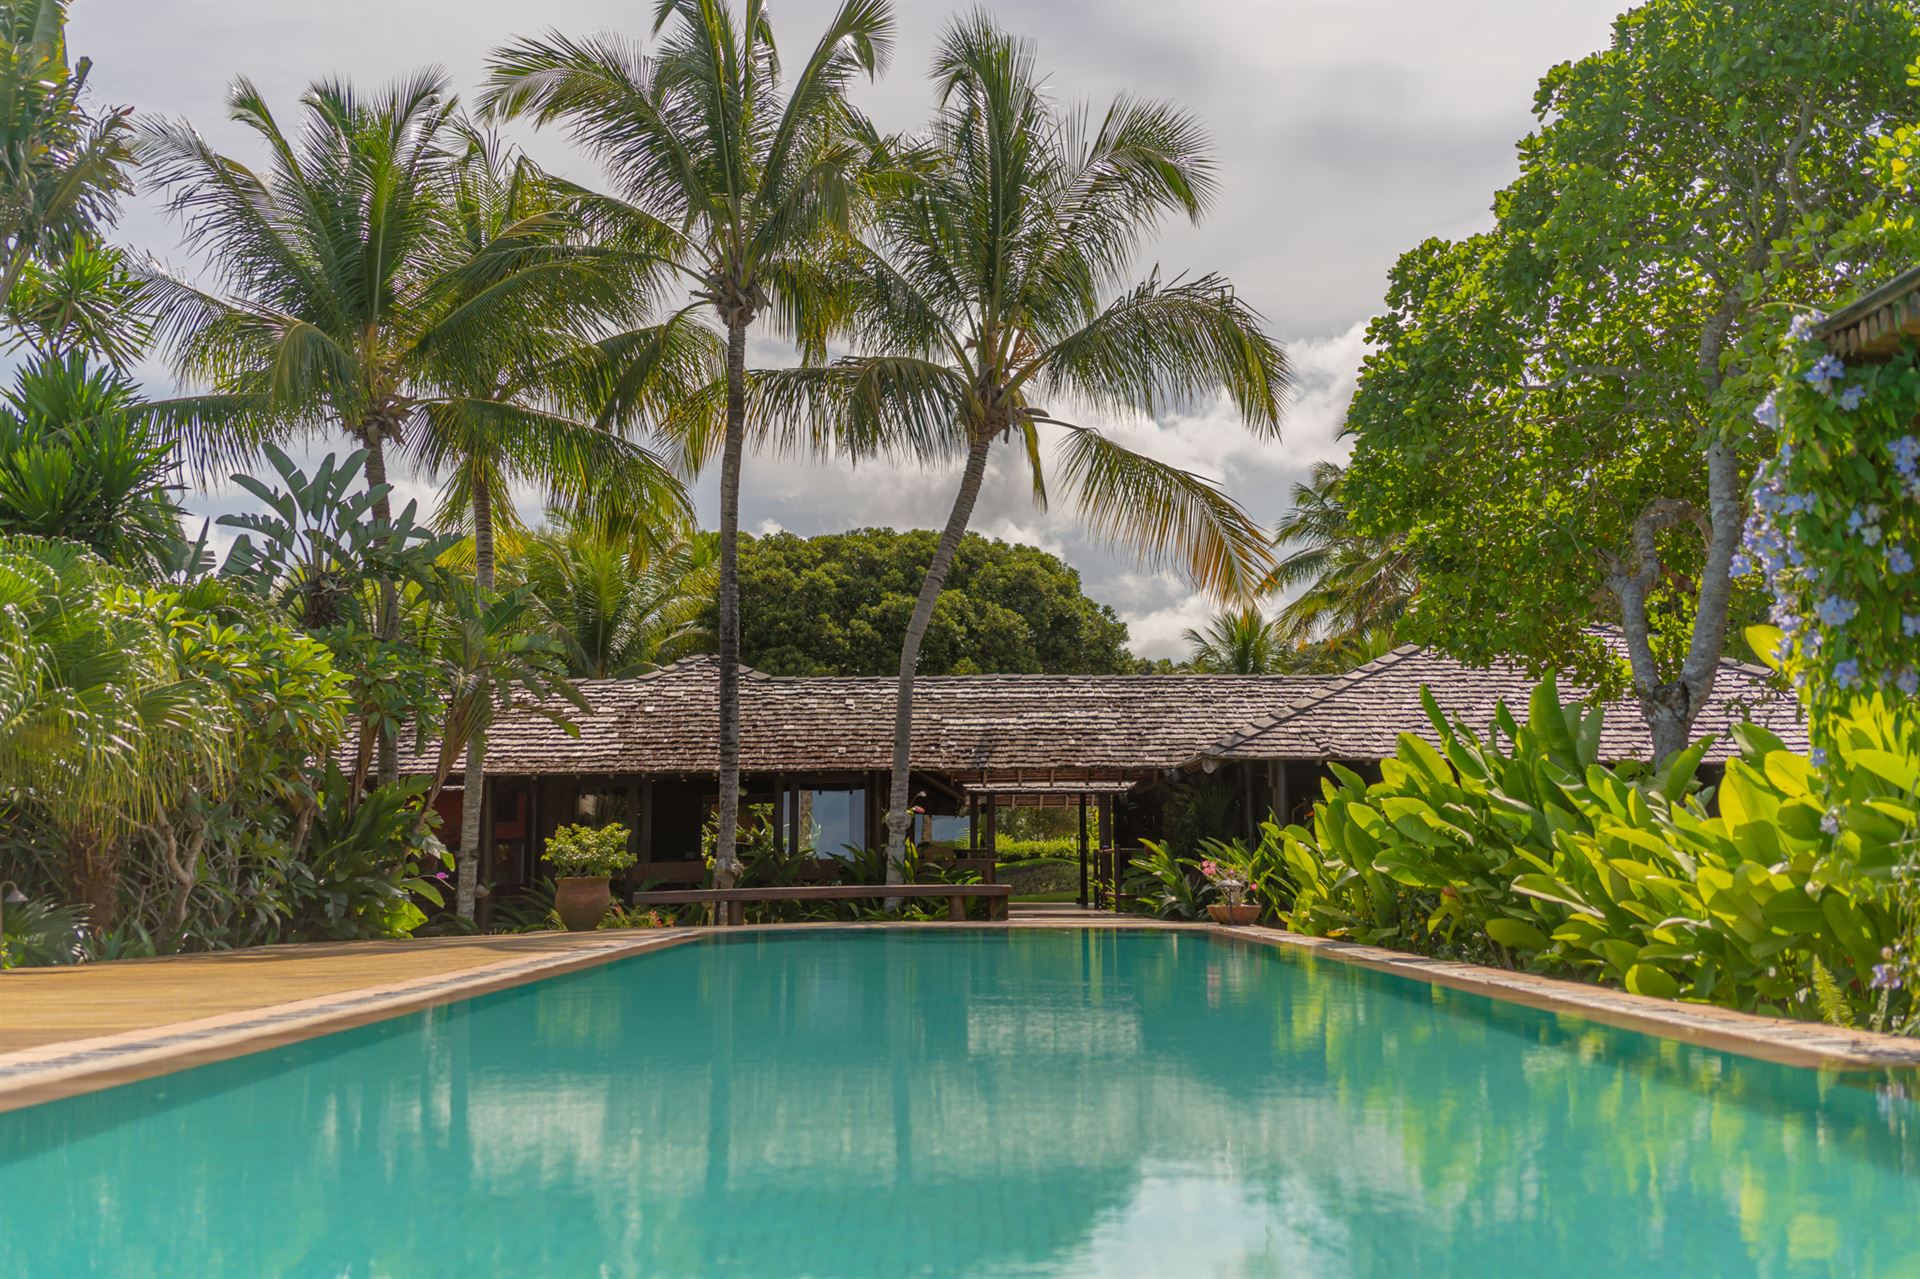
[140, 75, 652, 780]
[0, 0, 133, 309]
[0, 352, 183, 573]
[1263, 458, 1412, 648]
[758, 15, 1286, 874]
[1342, 0, 1920, 760]
[510, 515, 716, 679]
[0, 536, 230, 929]
[727, 528, 1136, 676]
[1182, 607, 1289, 675]
[484, 0, 897, 884]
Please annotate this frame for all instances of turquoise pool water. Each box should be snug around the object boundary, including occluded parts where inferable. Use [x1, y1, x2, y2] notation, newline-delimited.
[1, 929, 1917, 1277]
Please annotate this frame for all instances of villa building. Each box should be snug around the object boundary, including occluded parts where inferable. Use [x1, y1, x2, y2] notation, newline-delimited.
[405, 644, 1807, 907]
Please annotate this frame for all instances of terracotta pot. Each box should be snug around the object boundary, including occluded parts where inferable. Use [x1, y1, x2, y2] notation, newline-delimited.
[1208, 902, 1261, 926]
[555, 876, 611, 931]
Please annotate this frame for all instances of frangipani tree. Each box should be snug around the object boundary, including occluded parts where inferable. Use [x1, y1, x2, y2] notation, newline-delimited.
[762, 14, 1287, 878]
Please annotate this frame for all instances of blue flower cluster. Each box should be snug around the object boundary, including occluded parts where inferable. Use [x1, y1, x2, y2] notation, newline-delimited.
[1805, 354, 1846, 393]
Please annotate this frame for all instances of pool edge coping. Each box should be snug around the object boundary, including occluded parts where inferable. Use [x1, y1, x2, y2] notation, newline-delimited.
[1199, 922, 1920, 1074]
[0, 930, 703, 1114]
[3, 916, 1917, 1113]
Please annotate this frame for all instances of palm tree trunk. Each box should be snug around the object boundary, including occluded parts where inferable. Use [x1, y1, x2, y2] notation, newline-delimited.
[362, 428, 402, 787]
[713, 317, 748, 889]
[884, 434, 994, 887]
[457, 477, 495, 921]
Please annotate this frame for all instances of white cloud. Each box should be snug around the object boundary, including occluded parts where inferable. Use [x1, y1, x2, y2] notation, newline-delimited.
[108, 0, 1625, 661]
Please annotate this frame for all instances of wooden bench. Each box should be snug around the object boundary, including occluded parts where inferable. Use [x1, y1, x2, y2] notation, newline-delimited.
[632, 883, 1012, 926]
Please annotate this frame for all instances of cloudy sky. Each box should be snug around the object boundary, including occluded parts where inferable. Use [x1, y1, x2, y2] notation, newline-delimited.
[73, 0, 1626, 658]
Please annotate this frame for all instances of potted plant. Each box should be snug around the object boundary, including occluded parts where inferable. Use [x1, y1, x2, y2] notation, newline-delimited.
[1200, 858, 1259, 926]
[545, 822, 635, 931]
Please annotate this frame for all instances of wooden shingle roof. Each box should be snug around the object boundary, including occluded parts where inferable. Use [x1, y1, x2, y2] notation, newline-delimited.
[1190, 644, 1807, 765]
[414, 655, 1316, 782]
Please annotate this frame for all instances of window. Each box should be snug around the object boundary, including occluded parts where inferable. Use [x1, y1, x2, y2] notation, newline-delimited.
[782, 786, 865, 856]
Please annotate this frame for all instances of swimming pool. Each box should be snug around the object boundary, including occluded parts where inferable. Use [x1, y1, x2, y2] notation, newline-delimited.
[1, 928, 1915, 1276]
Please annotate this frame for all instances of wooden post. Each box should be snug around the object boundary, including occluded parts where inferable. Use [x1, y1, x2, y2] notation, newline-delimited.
[639, 778, 654, 863]
[983, 794, 998, 858]
[1268, 761, 1286, 827]
[1242, 764, 1255, 842]
[968, 797, 979, 852]
[1077, 792, 1089, 909]
[1097, 793, 1113, 910]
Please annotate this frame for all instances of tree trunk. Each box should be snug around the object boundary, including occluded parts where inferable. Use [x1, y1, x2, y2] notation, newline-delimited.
[362, 428, 402, 787]
[457, 477, 496, 921]
[884, 434, 994, 887]
[713, 318, 748, 889]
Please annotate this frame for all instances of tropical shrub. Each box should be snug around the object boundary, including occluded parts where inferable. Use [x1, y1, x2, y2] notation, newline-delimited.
[993, 836, 1078, 862]
[1126, 841, 1208, 920]
[1272, 655, 1919, 1031]
[544, 822, 635, 879]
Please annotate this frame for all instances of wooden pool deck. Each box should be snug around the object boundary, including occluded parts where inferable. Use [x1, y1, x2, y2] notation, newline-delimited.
[4, 917, 1920, 1114]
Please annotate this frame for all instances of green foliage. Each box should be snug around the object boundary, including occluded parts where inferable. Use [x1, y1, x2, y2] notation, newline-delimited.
[1263, 458, 1412, 649]
[509, 517, 715, 677]
[544, 822, 635, 879]
[1182, 607, 1291, 675]
[0, 0, 135, 302]
[992, 836, 1079, 862]
[728, 529, 1137, 676]
[0, 353, 183, 574]
[1342, 0, 1920, 711]
[1126, 841, 1208, 920]
[1160, 776, 1236, 858]
[0, 895, 85, 968]
[1276, 673, 1920, 1031]
[1752, 333, 1920, 711]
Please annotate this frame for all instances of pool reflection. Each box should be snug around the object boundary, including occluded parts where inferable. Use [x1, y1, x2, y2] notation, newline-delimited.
[1, 929, 1916, 1277]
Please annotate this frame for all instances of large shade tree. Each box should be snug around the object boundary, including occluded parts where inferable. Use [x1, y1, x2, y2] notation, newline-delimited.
[1342, 0, 1920, 760]
[484, 0, 896, 885]
[762, 15, 1287, 879]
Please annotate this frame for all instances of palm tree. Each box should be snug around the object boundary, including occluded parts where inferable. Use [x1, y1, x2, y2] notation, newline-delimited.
[411, 132, 704, 913]
[0, 0, 134, 310]
[139, 74, 682, 784]
[1263, 458, 1414, 648]
[1183, 608, 1290, 675]
[483, 0, 896, 886]
[510, 516, 717, 679]
[762, 15, 1288, 881]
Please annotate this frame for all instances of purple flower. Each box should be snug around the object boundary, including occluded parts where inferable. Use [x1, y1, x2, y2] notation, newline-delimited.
[1905, 614, 1920, 638]
[1838, 383, 1867, 411]
[1805, 354, 1846, 392]
[1814, 595, 1858, 627]
[1873, 964, 1904, 991]
[1821, 808, 1844, 836]
[1898, 669, 1919, 697]
[1892, 435, 1920, 478]
[1753, 393, 1780, 429]
[1729, 552, 1753, 578]
[1785, 313, 1821, 343]
[1810, 747, 1828, 769]
[1892, 545, 1914, 575]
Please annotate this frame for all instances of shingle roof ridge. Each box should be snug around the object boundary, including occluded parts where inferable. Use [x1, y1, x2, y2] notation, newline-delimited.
[1187, 647, 1423, 760]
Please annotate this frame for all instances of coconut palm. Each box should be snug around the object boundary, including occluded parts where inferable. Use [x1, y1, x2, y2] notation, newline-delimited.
[483, 0, 896, 885]
[0, 0, 134, 310]
[1183, 607, 1290, 675]
[139, 74, 683, 782]
[510, 516, 717, 678]
[412, 132, 706, 913]
[1263, 457, 1414, 647]
[760, 15, 1288, 880]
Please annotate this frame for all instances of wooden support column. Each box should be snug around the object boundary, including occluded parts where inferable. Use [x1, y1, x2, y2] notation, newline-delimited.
[639, 779, 654, 863]
[968, 797, 979, 853]
[1097, 794, 1113, 911]
[983, 795, 998, 860]
[1077, 792, 1090, 909]
[771, 773, 784, 856]
[1268, 761, 1287, 828]
[1242, 764, 1256, 842]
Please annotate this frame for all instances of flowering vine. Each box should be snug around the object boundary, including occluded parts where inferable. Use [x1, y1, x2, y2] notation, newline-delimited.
[1742, 314, 1920, 715]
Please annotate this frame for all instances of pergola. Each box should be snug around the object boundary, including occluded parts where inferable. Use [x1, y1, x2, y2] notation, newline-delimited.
[959, 778, 1142, 909]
